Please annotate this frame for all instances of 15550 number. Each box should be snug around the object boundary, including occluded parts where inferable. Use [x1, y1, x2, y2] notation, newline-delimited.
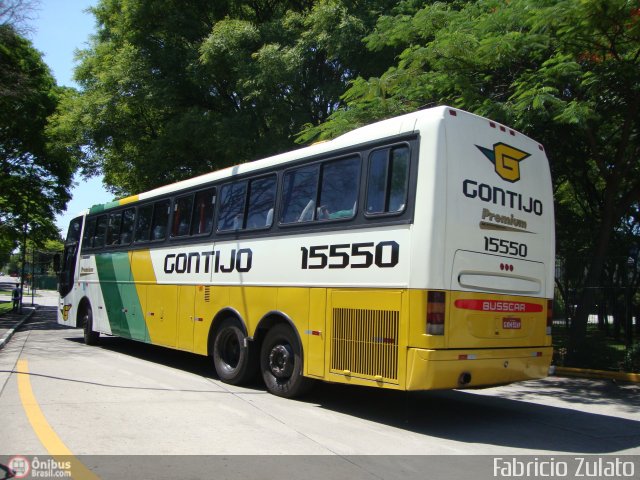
[301, 241, 399, 269]
[484, 236, 528, 258]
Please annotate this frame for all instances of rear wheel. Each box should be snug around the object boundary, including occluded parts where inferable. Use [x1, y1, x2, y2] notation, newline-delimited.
[212, 318, 257, 385]
[82, 304, 100, 345]
[260, 324, 314, 398]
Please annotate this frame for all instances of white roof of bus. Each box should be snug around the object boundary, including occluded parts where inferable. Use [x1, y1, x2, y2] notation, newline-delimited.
[91, 106, 448, 209]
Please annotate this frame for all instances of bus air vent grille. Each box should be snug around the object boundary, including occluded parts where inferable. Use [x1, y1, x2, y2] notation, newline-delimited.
[204, 286, 211, 302]
[331, 308, 399, 383]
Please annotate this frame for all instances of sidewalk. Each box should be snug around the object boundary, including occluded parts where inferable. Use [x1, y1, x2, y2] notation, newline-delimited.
[0, 305, 36, 350]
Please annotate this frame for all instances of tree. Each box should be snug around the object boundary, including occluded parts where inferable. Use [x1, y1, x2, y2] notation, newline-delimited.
[0, 0, 38, 33]
[302, 0, 640, 363]
[51, 0, 397, 197]
[0, 25, 74, 252]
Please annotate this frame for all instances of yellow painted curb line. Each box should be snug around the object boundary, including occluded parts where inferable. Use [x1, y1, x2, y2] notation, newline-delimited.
[17, 359, 101, 480]
[554, 366, 640, 383]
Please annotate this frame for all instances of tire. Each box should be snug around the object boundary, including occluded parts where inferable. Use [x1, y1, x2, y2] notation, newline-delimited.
[260, 323, 314, 398]
[82, 304, 100, 345]
[212, 318, 257, 385]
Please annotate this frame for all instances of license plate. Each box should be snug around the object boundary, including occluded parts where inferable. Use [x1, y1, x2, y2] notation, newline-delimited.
[502, 318, 521, 329]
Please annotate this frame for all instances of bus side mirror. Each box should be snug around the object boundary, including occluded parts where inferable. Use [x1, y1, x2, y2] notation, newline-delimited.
[53, 253, 61, 273]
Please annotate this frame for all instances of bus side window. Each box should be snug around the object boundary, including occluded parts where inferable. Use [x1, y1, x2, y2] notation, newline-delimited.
[217, 182, 247, 232]
[280, 164, 319, 224]
[82, 217, 97, 249]
[151, 200, 170, 241]
[366, 145, 410, 215]
[106, 211, 122, 245]
[191, 188, 216, 235]
[172, 194, 194, 237]
[246, 175, 276, 229]
[93, 215, 108, 248]
[134, 204, 153, 242]
[318, 156, 360, 221]
[120, 208, 135, 245]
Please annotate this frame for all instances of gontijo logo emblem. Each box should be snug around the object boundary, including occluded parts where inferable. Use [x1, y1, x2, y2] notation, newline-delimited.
[476, 143, 530, 183]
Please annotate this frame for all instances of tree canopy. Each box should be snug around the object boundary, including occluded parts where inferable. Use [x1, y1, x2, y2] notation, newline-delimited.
[53, 0, 397, 196]
[301, 0, 640, 361]
[0, 24, 73, 250]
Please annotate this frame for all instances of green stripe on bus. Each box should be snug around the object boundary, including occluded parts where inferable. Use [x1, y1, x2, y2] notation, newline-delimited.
[95, 253, 148, 341]
[89, 200, 119, 215]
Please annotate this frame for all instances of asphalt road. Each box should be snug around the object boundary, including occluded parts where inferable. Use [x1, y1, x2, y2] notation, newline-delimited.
[0, 304, 638, 478]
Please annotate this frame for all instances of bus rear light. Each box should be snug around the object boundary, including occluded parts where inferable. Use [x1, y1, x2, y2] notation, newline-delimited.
[546, 299, 553, 335]
[532, 351, 543, 357]
[427, 291, 446, 335]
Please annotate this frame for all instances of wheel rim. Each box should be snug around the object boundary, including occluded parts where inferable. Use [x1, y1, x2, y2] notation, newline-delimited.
[268, 343, 294, 379]
[219, 330, 240, 369]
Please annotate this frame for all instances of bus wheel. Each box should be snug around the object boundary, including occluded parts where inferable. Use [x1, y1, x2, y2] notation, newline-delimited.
[212, 319, 257, 385]
[260, 324, 314, 398]
[82, 304, 100, 346]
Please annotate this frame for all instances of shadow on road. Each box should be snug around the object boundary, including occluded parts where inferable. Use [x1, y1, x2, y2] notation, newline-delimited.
[27, 307, 639, 455]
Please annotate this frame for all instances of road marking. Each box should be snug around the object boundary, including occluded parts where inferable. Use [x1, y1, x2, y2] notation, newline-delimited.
[17, 359, 101, 480]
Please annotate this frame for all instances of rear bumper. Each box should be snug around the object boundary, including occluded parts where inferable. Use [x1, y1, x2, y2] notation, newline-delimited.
[405, 346, 552, 390]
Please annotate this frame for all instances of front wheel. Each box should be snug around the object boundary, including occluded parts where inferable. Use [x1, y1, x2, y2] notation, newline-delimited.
[212, 319, 257, 385]
[260, 324, 314, 398]
[82, 304, 100, 345]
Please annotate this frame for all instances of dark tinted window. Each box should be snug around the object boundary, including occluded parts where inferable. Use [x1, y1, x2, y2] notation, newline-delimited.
[246, 176, 277, 229]
[172, 194, 194, 237]
[281, 156, 359, 224]
[280, 165, 319, 224]
[93, 215, 108, 248]
[120, 208, 135, 245]
[191, 188, 216, 235]
[106, 212, 122, 245]
[318, 157, 360, 221]
[134, 204, 153, 242]
[151, 200, 170, 241]
[217, 182, 247, 231]
[82, 217, 97, 249]
[366, 145, 410, 215]
[65, 217, 82, 244]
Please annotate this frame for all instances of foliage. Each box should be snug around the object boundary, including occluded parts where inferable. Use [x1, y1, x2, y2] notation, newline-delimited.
[52, 0, 397, 196]
[0, 0, 38, 33]
[0, 25, 74, 251]
[622, 342, 640, 373]
[301, 0, 640, 362]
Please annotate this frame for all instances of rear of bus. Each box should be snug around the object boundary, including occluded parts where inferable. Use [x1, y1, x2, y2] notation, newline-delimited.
[406, 108, 554, 390]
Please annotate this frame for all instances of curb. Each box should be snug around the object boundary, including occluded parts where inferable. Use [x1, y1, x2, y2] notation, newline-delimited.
[0, 308, 36, 350]
[554, 366, 640, 383]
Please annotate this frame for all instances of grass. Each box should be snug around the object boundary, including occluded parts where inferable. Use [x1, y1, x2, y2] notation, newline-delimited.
[0, 302, 13, 315]
[552, 323, 638, 371]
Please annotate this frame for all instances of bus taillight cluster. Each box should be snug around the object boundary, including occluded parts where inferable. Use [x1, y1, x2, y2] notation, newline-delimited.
[427, 291, 446, 335]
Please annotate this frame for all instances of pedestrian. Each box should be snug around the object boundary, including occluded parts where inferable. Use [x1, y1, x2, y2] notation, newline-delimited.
[12, 283, 20, 312]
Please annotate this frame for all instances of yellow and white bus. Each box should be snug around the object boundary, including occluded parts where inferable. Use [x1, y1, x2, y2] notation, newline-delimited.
[57, 106, 555, 397]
